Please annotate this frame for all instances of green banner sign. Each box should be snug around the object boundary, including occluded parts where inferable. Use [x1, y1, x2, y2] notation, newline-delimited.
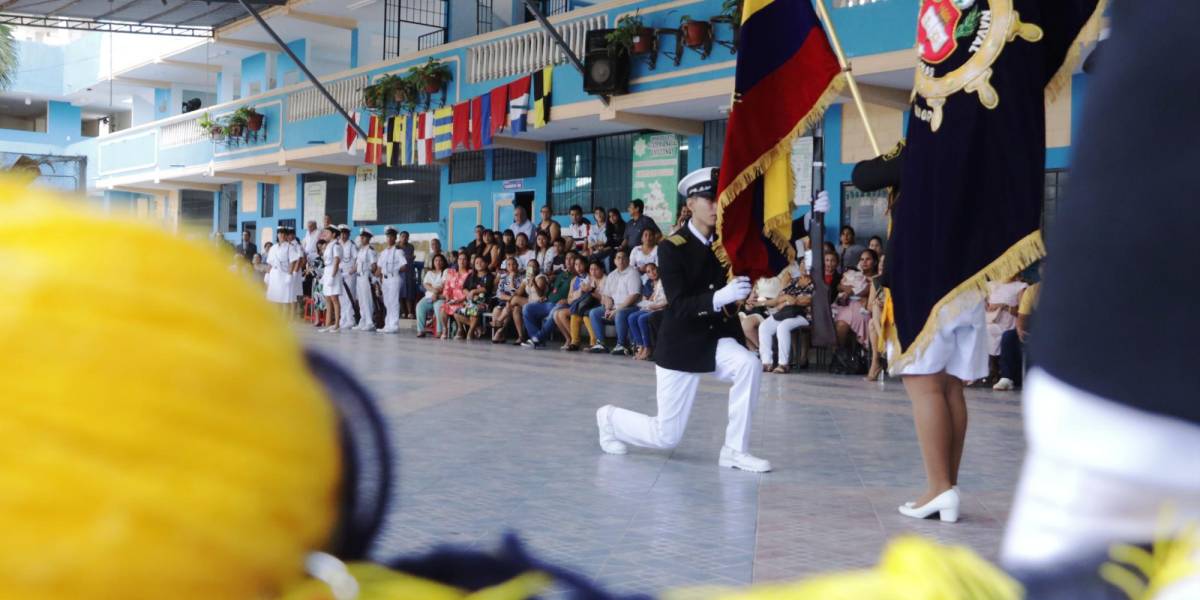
[631, 133, 681, 231]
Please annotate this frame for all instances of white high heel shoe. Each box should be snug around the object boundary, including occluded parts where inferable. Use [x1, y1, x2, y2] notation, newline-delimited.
[898, 488, 960, 523]
[905, 485, 957, 507]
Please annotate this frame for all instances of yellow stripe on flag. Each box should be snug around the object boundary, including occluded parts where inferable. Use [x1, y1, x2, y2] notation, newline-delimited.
[762, 154, 793, 253]
[740, 0, 775, 24]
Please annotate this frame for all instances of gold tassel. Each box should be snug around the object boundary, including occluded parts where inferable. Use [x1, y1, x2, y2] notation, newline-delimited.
[1046, 0, 1108, 102]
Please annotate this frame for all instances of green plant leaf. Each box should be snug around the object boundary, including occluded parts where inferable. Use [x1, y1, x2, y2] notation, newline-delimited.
[954, 7, 980, 40]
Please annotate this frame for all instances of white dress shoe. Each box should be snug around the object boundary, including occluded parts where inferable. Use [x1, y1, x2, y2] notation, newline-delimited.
[719, 446, 772, 472]
[993, 377, 1016, 391]
[898, 488, 960, 523]
[907, 485, 958, 507]
[596, 406, 627, 455]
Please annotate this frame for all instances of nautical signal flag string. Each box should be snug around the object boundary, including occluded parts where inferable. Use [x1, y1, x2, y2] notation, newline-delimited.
[714, 0, 845, 281]
[358, 66, 552, 166]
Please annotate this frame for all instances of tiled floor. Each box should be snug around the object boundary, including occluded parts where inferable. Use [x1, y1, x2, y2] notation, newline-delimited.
[300, 325, 1025, 595]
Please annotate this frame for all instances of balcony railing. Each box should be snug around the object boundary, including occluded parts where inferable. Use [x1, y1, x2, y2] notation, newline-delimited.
[467, 14, 607, 83]
[285, 75, 369, 123]
[159, 114, 207, 148]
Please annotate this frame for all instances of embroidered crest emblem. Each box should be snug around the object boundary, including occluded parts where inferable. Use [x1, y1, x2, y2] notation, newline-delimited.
[918, 0, 962, 64]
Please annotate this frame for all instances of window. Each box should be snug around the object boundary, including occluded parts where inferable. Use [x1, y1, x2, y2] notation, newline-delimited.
[368, 164, 441, 224]
[548, 132, 639, 214]
[302, 173, 349, 226]
[492, 148, 537, 180]
[278, 218, 297, 231]
[181, 190, 215, 229]
[476, 0, 493, 34]
[449, 151, 485, 183]
[1043, 168, 1068, 237]
[703, 119, 727, 169]
[219, 183, 239, 233]
[261, 184, 275, 218]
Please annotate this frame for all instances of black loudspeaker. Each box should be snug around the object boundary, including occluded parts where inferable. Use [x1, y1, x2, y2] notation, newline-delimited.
[583, 29, 630, 96]
[181, 98, 202, 113]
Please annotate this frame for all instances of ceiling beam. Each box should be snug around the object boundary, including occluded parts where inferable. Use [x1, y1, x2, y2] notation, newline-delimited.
[213, 36, 280, 54]
[96, 0, 141, 20]
[157, 180, 221, 192]
[113, 186, 168, 196]
[158, 59, 223, 73]
[491, 136, 546, 154]
[598, 110, 703, 136]
[846, 84, 912, 111]
[213, 172, 282, 184]
[282, 8, 358, 31]
[47, 0, 85, 16]
[285, 161, 357, 176]
[110, 75, 175, 89]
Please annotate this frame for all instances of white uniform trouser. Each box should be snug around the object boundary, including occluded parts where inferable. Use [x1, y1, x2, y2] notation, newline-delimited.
[381, 276, 401, 331]
[340, 274, 358, 328]
[757, 315, 809, 366]
[356, 275, 375, 330]
[1003, 369, 1200, 582]
[610, 338, 761, 452]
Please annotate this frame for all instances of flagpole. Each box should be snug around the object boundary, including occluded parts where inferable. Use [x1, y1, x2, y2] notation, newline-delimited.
[813, 0, 881, 156]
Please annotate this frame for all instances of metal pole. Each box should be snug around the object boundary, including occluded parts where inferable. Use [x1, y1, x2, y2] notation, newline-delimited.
[813, 0, 880, 156]
[235, 0, 368, 140]
[521, 0, 587, 76]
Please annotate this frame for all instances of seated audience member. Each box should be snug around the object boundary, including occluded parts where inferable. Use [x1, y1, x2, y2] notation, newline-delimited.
[537, 205, 561, 242]
[673, 204, 692, 234]
[565, 205, 592, 253]
[627, 263, 667, 360]
[739, 274, 784, 352]
[464, 225, 487, 257]
[759, 263, 815, 374]
[834, 249, 877, 351]
[534, 231, 557, 272]
[867, 235, 885, 258]
[490, 257, 525, 343]
[994, 278, 1039, 391]
[514, 232, 536, 270]
[507, 258, 543, 344]
[549, 237, 568, 272]
[629, 227, 659, 276]
[554, 256, 598, 351]
[984, 273, 1030, 383]
[865, 262, 888, 381]
[452, 255, 495, 340]
[587, 207, 609, 258]
[415, 253, 449, 338]
[519, 254, 576, 348]
[603, 209, 625, 260]
[440, 253, 472, 339]
[588, 250, 642, 355]
[837, 225, 866, 274]
[822, 251, 842, 302]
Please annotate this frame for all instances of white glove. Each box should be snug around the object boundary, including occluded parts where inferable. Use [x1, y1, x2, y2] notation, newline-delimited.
[713, 276, 752, 310]
[813, 190, 830, 214]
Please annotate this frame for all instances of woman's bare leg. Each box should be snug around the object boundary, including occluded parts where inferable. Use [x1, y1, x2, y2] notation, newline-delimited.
[945, 376, 968, 486]
[903, 373, 955, 505]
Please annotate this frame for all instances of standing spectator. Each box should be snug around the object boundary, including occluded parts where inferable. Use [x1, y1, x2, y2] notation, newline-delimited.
[262, 240, 273, 258]
[623, 198, 661, 251]
[565, 205, 592, 253]
[440, 253, 472, 339]
[397, 231, 418, 319]
[537, 205, 561, 241]
[520, 253, 576, 348]
[266, 228, 298, 315]
[588, 250, 643, 355]
[490, 257, 524, 343]
[507, 205, 535, 240]
[301, 220, 320, 298]
[994, 280, 1038, 391]
[986, 274, 1030, 384]
[415, 253, 448, 338]
[318, 226, 344, 333]
[629, 228, 659, 275]
[627, 263, 667, 360]
[374, 228, 404, 334]
[337, 225, 358, 330]
[353, 230, 378, 332]
[236, 230, 257, 262]
[514, 232, 536, 269]
[837, 226, 866, 274]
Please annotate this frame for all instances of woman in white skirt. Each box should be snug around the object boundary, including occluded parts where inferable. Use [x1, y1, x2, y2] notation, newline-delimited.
[319, 226, 344, 332]
[265, 228, 298, 316]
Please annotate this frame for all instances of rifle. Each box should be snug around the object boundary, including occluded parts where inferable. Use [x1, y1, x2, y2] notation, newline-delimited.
[808, 134, 837, 348]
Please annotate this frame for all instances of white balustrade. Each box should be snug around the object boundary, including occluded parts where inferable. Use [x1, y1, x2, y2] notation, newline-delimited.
[159, 114, 206, 148]
[467, 15, 608, 84]
[286, 75, 369, 123]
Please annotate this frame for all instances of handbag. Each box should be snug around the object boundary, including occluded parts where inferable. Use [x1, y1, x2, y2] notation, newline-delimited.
[772, 305, 807, 322]
[569, 295, 598, 316]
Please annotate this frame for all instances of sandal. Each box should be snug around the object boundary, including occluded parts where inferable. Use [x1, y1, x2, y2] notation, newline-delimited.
[772, 365, 790, 374]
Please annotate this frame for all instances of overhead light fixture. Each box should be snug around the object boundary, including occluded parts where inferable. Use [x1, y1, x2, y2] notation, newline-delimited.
[387, 179, 415, 186]
[24, 98, 32, 105]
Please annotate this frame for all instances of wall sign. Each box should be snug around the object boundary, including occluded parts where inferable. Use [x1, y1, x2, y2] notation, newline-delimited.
[631, 133, 681, 231]
[353, 165, 378, 221]
[502, 179, 525, 190]
[303, 180, 327, 226]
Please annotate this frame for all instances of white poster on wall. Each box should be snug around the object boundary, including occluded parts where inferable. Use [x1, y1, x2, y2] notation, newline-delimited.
[303, 180, 327, 226]
[353, 165, 378, 221]
[791, 136, 815, 206]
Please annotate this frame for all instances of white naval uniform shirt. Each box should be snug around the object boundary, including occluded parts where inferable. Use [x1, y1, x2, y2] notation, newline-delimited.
[378, 246, 405, 279]
[356, 245, 377, 281]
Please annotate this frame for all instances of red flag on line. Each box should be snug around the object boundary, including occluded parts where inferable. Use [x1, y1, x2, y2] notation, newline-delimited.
[451, 101, 471, 151]
[344, 117, 358, 155]
[364, 115, 386, 166]
[489, 83, 508, 136]
[470, 96, 485, 150]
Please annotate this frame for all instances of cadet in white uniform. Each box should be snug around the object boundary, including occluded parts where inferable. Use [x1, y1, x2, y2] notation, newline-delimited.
[596, 168, 770, 472]
[265, 228, 297, 314]
[337, 225, 358, 330]
[354, 229, 378, 331]
[375, 227, 404, 333]
[288, 228, 304, 306]
[319, 226, 344, 332]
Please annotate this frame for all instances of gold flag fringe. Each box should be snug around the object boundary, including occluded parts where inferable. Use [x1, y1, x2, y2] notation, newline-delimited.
[888, 230, 1046, 374]
[714, 73, 847, 277]
[1046, 0, 1108, 102]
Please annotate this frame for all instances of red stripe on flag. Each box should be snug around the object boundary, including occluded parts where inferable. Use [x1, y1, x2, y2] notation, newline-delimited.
[452, 101, 471, 151]
[490, 84, 508, 135]
[470, 96, 484, 150]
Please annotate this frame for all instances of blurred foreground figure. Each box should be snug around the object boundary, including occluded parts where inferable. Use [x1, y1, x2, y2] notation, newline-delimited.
[1001, 1, 1200, 598]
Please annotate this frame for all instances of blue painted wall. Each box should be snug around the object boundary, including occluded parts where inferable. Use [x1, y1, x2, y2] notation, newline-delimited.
[275, 39, 308, 88]
[154, 88, 172, 121]
[240, 53, 269, 98]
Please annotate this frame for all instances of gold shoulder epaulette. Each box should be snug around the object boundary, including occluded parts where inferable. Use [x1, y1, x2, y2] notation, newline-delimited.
[666, 234, 686, 246]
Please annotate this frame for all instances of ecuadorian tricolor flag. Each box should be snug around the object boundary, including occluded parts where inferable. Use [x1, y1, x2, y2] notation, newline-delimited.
[714, 0, 844, 280]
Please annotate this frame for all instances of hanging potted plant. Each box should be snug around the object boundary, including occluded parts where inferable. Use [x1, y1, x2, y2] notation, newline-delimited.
[607, 13, 653, 56]
[413, 57, 453, 94]
[226, 111, 248, 138]
[199, 112, 225, 140]
[235, 105, 264, 132]
[719, 0, 741, 21]
[680, 15, 712, 48]
[362, 81, 388, 112]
